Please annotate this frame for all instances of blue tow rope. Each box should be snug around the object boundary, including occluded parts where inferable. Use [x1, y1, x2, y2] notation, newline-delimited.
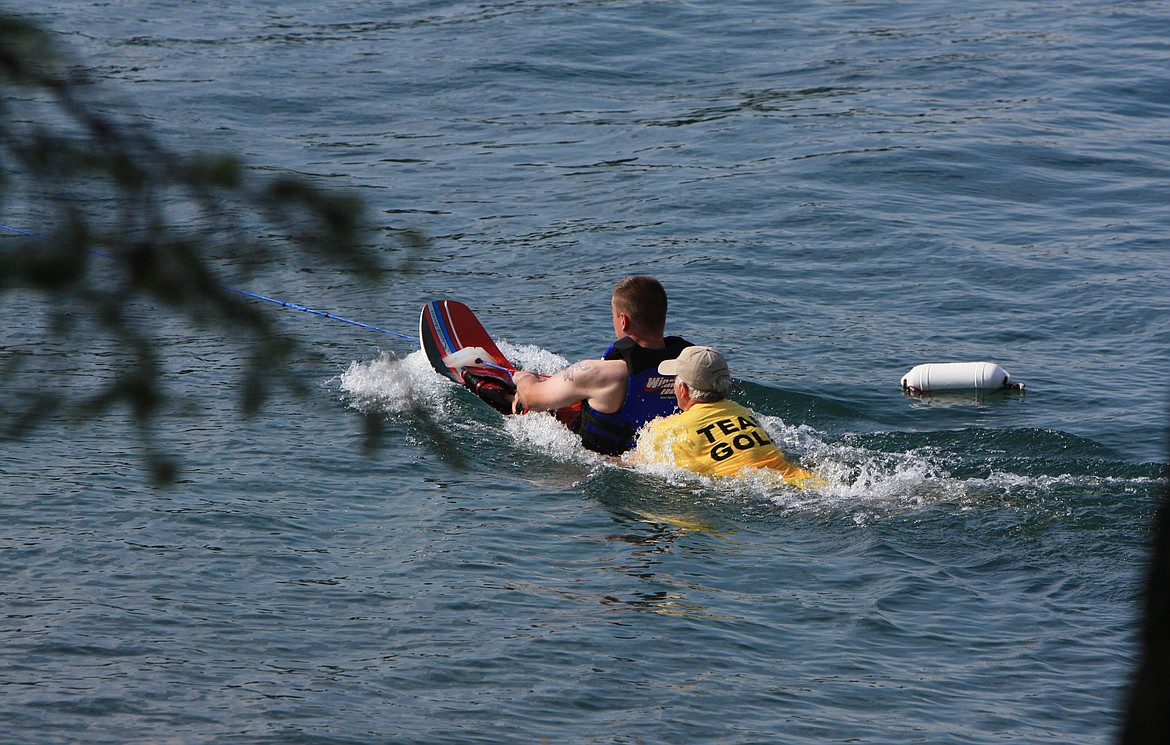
[0, 223, 418, 342]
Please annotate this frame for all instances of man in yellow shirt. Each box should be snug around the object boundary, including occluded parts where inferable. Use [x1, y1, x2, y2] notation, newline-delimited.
[631, 346, 815, 485]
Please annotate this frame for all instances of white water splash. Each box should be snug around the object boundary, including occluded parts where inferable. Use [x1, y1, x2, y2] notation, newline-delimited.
[621, 410, 978, 513]
[753, 413, 970, 511]
[750, 413, 1153, 516]
[498, 341, 569, 376]
[336, 342, 567, 415]
[502, 411, 607, 466]
[336, 349, 452, 415]
[334, 352, 1138, 515]
[627, 413, 831, 503]
[333, 350, 968, 510]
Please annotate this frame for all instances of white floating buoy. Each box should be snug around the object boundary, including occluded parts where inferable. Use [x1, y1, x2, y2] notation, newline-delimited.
[900, 362, 1023, 392]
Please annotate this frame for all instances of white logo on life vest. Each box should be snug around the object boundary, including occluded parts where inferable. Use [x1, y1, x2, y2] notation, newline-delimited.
[643, 376, 675, 396]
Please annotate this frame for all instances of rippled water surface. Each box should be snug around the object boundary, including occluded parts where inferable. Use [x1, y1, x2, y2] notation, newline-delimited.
[3, 1, 1168, 743]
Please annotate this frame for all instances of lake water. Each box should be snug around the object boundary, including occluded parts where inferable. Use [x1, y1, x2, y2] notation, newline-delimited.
[3, 1, 1168, 743]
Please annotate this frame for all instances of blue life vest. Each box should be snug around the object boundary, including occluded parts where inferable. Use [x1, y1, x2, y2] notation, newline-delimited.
[577, 336, 693, 455]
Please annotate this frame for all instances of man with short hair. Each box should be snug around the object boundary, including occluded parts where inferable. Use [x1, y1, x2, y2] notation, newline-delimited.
[630, 346, 815, 484]
[512, 275, 692, 455]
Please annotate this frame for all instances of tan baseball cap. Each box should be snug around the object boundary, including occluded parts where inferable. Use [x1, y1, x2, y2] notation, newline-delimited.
[658, 346, 731, 393]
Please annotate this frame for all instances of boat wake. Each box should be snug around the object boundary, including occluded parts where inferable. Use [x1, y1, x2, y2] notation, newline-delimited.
[336, 350, 1162, 518]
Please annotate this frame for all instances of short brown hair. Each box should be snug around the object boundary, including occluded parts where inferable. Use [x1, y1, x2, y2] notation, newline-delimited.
[612, 275, 667, 333]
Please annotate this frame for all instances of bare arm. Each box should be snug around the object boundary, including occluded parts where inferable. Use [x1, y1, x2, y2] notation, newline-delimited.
[514, 359, 627, 413]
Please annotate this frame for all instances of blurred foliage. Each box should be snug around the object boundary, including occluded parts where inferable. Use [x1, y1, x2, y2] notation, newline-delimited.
[0, 13, 424, 484]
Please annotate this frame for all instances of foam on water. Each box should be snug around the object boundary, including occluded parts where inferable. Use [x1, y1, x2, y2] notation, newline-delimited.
[336, 344, 570, 415]
[335, 349, 451, 415]
[498, 341, 569, 377]
[628, 409, 1163, 519]
[336, 349, 1160, 520]
[336, 349, 1038, 514]
[622, 412, 959, 514]
[502, 409, 607, 467]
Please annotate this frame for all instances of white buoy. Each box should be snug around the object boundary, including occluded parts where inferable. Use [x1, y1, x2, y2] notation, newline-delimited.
[900, 362, 1022, 392]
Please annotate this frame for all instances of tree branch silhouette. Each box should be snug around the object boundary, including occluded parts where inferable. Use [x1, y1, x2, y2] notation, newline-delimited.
[1, 13, 423, 483]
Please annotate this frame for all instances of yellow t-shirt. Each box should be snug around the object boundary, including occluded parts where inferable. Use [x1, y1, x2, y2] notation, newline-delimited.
[636, 399, 814, 484]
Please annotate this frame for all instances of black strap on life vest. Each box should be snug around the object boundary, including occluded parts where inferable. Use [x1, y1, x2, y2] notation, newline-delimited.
[577, 336, 692, 455]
